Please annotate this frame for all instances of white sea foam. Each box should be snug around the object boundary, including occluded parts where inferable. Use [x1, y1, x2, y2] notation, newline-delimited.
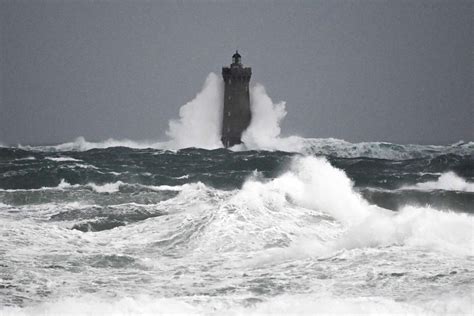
[0, 296, 198, 316]
[401, 171, 474, 192]
[338, 205, 473, 256]
[45, 156, 81, 162]
[91, 181, 202, 193]
[145, 183, 195, 191]
[57, 179, 76, 190]
[0, 179, 194, 193]
[249, 294, 473, 315]
[17, 137, 165, 152]
[14, 156, 36, 161]
[1, 293, 471, 315]
[174, 174, 190, 179]
[229, 156, 473, 257]
[88, 181, 124, 193]
[0, 179, 119, 193]
[70, 163, 99, 170]
[242, 294, 473, 315]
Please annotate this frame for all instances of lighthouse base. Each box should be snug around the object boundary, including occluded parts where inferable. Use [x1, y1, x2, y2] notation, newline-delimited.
[221, 136, 243, 148]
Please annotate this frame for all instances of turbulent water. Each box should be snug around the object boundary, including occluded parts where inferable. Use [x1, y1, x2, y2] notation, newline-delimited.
[1, 73, 473, 314]
[0, 141, 473, 315]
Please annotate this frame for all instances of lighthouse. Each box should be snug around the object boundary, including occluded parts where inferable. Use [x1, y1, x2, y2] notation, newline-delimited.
[221, 51, 252, 148]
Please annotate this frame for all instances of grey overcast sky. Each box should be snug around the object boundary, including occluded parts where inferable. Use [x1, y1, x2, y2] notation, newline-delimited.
[0, 0, 472, 145]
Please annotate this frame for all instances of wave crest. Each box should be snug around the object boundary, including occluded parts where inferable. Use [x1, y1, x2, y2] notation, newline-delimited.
[401, 171, 474, 192]
[145, 156, 473, 258]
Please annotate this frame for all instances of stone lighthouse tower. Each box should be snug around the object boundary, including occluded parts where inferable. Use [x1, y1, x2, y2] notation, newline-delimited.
[221, 51, 252, 148]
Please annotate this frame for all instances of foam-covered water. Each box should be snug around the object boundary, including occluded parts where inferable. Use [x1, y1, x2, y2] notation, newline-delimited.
[1, 149, 472, 315]
[1, 74, 473, 314]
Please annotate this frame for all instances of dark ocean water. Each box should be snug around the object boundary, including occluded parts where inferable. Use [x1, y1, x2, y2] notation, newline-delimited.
[0, 141, 473, 314]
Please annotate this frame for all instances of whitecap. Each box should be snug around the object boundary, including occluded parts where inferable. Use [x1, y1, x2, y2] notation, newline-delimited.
[400, 171, 474, 192]
[14, 156, 36, 161]
[174, 175, 190, 180]
[87, 181, 124, 193]
[70, 163, 99, 170]
[45, 156, 82, 162]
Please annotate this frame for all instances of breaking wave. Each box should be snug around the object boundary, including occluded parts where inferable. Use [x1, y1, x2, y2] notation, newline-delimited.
[229, 156, 473, 257]
[401, 171, 474, 192]
[44, 156, 82, 162]
[3, 156, 471, 256]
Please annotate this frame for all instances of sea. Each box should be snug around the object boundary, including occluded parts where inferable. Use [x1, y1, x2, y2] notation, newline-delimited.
[0, 139, 473, 315]
[1, 73, 473, 315]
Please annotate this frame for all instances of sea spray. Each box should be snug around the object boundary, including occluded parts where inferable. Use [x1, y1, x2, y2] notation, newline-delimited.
[164, 73, 302, 151]
[241, 84, 304, 152]
[165, 73, 224, 149]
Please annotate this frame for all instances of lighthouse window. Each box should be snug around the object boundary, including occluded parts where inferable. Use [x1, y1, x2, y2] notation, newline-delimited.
[229, 79, 231, 84]
[228, 96, 231, 100]
[228, 111, 231, 117]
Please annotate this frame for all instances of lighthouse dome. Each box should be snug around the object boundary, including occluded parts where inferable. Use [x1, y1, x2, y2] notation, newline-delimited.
[232, 50, 242, 65]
